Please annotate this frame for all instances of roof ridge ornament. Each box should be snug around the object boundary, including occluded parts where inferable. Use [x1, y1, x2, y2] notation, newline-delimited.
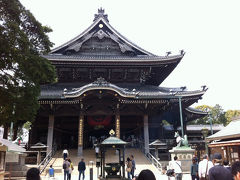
[94, 7, 109, 22]
[93, 77, 109, 86]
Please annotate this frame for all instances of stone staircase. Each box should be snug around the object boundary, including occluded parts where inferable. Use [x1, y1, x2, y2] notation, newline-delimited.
[41, 148, 162, 178]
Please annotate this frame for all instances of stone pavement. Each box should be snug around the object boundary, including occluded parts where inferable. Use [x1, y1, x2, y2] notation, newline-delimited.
[41, 173, 191, 180]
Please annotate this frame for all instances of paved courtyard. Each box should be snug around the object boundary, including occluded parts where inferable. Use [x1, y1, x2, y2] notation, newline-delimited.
[41, 173, 191, 180]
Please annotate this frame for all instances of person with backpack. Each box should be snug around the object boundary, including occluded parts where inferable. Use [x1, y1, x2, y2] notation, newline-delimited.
[78, 158, 86, 180]
[198, 154, 213, 180]
[169, 156, 182, 180]
[63, 158, 70, 180]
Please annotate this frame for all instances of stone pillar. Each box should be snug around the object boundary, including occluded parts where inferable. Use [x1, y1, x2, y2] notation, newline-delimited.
[47, 115, 54, 154]
[78, 114, 84, 156]
[143, 115, 149, 154]
[115, 114, 120, 138]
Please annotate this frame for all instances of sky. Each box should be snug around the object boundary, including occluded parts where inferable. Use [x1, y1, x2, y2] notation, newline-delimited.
[19, 0, 240, 111]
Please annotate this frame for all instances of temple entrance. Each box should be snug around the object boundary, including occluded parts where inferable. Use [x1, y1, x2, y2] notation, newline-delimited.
[52, 115, 143, 151]
[83, 115, 115, 149]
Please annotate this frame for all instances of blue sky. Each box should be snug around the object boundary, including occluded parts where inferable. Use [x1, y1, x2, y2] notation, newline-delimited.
[20, 0, 240, 111]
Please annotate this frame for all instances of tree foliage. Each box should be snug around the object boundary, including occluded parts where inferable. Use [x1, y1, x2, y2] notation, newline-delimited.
[0, 0, 56, 126]
[189, 104, 227, 125]
[188, 105, 212, 125]
[225, 110, 240, 125]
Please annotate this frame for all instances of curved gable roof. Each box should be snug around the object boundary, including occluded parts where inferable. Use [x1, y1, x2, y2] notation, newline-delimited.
[50, 9, 155, 56]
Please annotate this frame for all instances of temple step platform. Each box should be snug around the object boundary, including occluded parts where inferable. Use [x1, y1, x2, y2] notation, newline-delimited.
[42, 148, 162, 178]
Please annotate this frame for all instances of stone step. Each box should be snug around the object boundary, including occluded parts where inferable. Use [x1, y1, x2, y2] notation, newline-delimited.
[7, 171, 26, 177]
[42, 148, 162, 178]
[5, 165, 28, 171]
[4, 177, 25, 180]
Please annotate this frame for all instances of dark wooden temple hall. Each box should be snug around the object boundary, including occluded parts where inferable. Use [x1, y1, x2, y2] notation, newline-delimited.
[30, 8, 207, 156]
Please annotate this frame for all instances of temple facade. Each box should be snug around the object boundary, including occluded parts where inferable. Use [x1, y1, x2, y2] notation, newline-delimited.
[29, 8, 207, 156]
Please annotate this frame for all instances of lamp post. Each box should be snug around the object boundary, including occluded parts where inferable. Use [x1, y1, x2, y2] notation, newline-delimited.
[89, 160, 94, 180]
[178, 97, 184, 137]
[208, 113, 213, 135]
[96, 155, 101, 178]
[201, 128, 209, 155]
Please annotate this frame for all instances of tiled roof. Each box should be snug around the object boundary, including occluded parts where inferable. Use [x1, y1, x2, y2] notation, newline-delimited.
[163, 124, 224, 131]
[185, 107, 208, 115]
[206, 118, 240, 141]
[39, 81, 206, 100]
[186, 124, 224, 131]
[43, 54, 183, 62]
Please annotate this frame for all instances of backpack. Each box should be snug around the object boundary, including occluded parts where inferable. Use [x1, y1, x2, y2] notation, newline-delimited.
[63, 162, 67, 169]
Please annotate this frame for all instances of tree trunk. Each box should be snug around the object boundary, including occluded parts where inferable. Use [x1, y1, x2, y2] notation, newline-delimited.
[13, 125, 18, 141]
[3, 124, 9, 139]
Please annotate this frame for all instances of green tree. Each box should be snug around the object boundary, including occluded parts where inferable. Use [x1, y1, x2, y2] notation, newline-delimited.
[190, 104, 227, 125]
[0, 0, 56, 128]
[225, 110, 240, 125]
[189, 105, 212, 125]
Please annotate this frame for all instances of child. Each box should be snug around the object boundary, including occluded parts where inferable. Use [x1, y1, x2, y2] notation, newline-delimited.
[49, 165, 54, 177]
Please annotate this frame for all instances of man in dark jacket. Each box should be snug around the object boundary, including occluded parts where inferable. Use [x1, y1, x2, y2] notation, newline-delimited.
[78, 158, 86, 180]
[208, 153, 232, 180]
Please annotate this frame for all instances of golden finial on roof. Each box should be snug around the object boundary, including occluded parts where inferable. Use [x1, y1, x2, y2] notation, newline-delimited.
[109, 129, 115, 136]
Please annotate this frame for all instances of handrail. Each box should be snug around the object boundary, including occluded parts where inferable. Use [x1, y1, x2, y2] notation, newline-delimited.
[134, 142, 163, 173]
[38, 146, 56, 174]
[146, 152, 162, 173]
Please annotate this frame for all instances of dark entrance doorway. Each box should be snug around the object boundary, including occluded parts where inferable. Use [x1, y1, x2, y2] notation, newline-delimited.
[83, 115, 115, 149]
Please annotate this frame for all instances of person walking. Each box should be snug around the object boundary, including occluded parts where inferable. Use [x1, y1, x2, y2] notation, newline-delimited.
[169, 156, 182, 180]
[198, 154, 213, 180]
[208, 153, 232, 180]
[95, 144, 99, 157]
[78, 158, 86, 180]
[49, 164, 55, 178]
[191, 158, 199, 180]
[63, 149, 69, 160]
[63, 158, 70, 180]
[68, 159, 74, 180]
[126, 157, 132, 179]
[130, 155, 136, 179]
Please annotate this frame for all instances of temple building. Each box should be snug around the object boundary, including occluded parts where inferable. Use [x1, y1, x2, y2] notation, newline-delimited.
[29, 8, 207, 156]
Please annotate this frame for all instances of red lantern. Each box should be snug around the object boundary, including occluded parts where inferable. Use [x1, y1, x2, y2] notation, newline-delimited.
[87, 116, 111, 127]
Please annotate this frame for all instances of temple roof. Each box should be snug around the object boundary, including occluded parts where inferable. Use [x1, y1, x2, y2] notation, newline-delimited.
[50, 8, 154, 56]
[207, 117, 240, 141]
[38, 79, 207, 115]
[45, 8, 184, 63]
[101, 136, 127, 145]
[39, 79, 206, 101]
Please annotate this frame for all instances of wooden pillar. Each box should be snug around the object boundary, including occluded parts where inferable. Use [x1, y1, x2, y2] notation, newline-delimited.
[78, 114, 84, 156]
[47, 115, 54, 154]
[115, 114, 120, 138]
[144, 115, 149, 154]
